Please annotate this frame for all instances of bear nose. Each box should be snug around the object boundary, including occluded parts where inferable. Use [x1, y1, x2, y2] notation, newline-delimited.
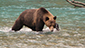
[51, 30, 53, 32]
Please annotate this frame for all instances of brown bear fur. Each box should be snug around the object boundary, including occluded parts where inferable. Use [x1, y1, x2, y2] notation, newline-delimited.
[12, 7, 57, 32]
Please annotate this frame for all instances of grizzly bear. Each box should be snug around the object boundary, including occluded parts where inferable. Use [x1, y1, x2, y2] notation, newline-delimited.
[12, 7, 59, 32]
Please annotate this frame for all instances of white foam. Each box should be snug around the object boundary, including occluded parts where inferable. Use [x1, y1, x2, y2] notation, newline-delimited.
[0, 27, 59, 33]
[0, 27, 11, 32]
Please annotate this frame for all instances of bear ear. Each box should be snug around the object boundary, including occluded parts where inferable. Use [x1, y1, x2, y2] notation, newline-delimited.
[40, 7, 48, 13]
[54, 16, 57, 20]
[45, 17, 49, 21]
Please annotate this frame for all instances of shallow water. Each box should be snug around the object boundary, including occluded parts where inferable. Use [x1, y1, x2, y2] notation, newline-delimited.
[0, 0, 85, 48]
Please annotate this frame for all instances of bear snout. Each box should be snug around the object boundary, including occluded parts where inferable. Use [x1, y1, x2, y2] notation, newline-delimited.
[49, 26, 54, 32]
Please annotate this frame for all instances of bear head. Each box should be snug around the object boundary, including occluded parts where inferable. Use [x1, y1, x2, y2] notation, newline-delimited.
[37, 7, 57, 32]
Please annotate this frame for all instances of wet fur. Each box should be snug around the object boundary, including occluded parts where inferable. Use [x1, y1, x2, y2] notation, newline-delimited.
[12, 7, 57, 31]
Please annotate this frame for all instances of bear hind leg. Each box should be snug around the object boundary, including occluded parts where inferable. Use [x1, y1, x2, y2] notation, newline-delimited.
[12, 20, 23, 31]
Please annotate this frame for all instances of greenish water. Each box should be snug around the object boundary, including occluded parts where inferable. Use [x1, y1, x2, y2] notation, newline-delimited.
[0, 0, 85, 48]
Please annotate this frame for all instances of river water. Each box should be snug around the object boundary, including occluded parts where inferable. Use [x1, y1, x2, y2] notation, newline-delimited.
[0, 0, 85, 48]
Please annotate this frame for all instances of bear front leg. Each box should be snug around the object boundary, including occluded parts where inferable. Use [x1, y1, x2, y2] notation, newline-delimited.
[35, 23, 44, 31]
[12, 19, 23, 31]
[35, 27, 43, 31]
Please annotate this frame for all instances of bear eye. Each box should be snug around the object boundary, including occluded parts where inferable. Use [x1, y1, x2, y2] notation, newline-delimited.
[54, 16, 57, 20]
[45, 17, 49, 21]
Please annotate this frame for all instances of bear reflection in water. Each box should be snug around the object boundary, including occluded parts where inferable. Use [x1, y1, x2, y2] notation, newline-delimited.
[12, 7, 59, 32]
